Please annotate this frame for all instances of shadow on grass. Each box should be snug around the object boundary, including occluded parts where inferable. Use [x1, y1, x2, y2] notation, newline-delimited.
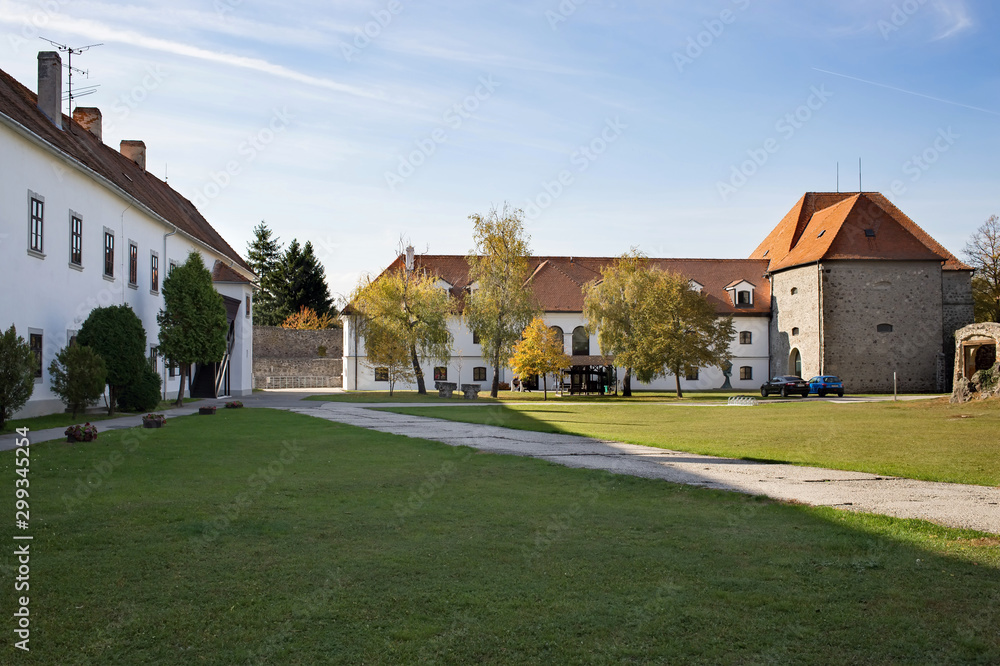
[4, 408, 996, 663]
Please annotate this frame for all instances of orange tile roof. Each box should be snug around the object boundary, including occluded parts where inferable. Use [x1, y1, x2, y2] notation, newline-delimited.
[0, 65, 252, 274]
[751, 193, 970, 272]
[358, 255, 772, 316]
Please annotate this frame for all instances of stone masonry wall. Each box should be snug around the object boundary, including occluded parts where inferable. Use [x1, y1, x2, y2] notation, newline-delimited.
[253, 326, 343, 388]
[822, 261, 943, 392]
[770, 265, 822, 379]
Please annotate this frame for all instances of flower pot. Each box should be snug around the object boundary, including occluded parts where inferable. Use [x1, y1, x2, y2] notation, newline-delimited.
[143, 421, 163, 428]
[199, 407, 217, 415]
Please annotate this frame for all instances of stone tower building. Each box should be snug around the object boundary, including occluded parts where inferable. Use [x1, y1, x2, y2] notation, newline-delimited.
[752, 193, 974, 392]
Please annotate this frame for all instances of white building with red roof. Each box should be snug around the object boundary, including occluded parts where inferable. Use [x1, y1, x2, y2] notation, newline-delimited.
[345, 193, 973, 394]
[1, 53, 256, 417]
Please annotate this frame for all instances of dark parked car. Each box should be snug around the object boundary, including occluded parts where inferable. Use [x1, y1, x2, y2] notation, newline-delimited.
[760, 375, 810, 398]
[807, 375, 845, 397]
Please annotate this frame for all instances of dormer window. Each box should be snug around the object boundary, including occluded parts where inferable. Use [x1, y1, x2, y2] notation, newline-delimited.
[689, 280, 704, 293]
[724, 280, 755, 307]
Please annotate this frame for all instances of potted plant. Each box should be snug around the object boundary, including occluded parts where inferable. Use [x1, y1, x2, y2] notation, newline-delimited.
[225, 400, 243, 409]
[65, 423, 99, 443]
[199, 405, 217, 415]
[142, 413, 166, 428]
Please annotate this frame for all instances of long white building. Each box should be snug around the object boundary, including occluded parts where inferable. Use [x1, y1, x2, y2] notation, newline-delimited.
[342, 254, 772, 393]
[1, 52, 255, 418]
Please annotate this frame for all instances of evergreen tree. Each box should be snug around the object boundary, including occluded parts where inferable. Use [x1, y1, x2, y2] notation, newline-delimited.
[273, 239, 334, 322]
[157, 252, 229, 406]
[0, 325, 36, 429]
[77, 305, 148, 415]
[245, 221, 284, 326]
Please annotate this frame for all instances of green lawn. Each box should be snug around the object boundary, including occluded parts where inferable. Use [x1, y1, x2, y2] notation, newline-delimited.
[1, 398, 199, 434]
[383, 399, 1000, 486]
[2, 409, 998, 663]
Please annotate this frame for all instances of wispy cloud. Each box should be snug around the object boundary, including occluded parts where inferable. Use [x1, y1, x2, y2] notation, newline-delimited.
[931, 0, 973, 40]
[0, 0, 384, 100]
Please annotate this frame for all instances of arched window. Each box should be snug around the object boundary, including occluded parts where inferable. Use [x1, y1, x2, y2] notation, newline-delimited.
[550, 326, 564, 354]
[790, 287, 798, 295]
[572, 326, 589, 356]
[791, 327, 800, 336]
[739, 331, 752, 344]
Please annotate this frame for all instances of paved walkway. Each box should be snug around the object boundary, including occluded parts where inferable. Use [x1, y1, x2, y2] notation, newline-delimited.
[289, 399, 1000, 536]
[6, 390, 998, 535]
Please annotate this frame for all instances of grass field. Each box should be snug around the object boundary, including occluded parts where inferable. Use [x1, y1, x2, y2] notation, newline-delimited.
[302, 389, 847, 404]
[2, 409, 997, 663]
[1, 398, 200, 435]
[383, 398, 1000, 486]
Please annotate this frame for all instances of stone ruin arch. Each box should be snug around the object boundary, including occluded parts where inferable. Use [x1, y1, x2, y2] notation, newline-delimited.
[951, 323, 1000, 403]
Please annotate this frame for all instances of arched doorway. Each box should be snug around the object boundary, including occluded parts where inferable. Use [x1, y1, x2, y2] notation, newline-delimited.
[550, 326, 564, 354]
[789, 349, 802, 377]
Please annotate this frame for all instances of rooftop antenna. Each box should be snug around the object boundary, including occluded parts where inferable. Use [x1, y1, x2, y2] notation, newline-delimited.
[858, 157, 862, 193]
[836, 162, 839, 193]
[39, 38, 103, 116]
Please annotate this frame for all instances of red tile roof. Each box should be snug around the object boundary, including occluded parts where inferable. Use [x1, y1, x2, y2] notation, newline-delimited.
[751, 193, 970, 272]
[211, 260, 252, 284]
[0, 65, 252, 274]
[364, 255, 772, 316]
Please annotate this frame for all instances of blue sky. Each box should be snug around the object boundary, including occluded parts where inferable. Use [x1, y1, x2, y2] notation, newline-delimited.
[2, 0, 997, 301]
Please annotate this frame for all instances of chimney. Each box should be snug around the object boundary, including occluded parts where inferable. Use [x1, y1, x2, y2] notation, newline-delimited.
[37, 51, 62, 129]
[405, 245, 414, 272]
[120, 140, 146, 170]
[73, 107, 103, 141]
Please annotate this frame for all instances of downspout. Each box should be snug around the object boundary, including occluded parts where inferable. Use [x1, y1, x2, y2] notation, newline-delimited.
[353, 315, 359, 391]
[162, 223, 178, 400]
[817, 262, 825, 375]
[119, 204, 132, 305]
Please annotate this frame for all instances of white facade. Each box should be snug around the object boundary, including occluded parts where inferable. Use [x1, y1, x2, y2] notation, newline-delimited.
[342, 311, 770, 393]
[1, 57, 254, 418]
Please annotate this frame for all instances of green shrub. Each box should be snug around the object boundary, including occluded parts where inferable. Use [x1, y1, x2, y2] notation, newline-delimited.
[117, 365, 162, 412]
[77, 305, 148, 415]
[49, 344, 107, 418]
[0, 325, 36, 429]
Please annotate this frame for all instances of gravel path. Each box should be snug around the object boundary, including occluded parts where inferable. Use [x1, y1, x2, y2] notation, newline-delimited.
[293, 401, 1000, 535]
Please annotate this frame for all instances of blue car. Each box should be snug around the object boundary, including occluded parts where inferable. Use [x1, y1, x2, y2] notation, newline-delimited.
[807, 375, 844, 397]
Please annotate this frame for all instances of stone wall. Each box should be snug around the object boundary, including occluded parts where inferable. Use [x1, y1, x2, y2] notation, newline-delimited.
[253, 326, 343, 389]
[822, 261, 943, 392]
[770, 265, 822, 379]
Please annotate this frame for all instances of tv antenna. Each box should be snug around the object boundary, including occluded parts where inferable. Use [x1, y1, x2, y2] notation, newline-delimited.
[39, 38, 103, 116]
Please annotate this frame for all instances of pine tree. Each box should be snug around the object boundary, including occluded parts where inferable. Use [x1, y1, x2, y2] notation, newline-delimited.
[273, 239, 334, 322]
[157, 252, 229, 406]
[245, 221, 284, 326]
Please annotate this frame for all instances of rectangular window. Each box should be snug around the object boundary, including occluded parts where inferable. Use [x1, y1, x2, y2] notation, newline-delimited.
[128, 241, 138, 286]
[374, 367, 389, 382]
[434, 367, 448, 381]
[29, 196, 44, 253]
[29, 333, 43, 379]
[149, 347, 158, 372]
[104, 230, 115, 277]
[739, 331, 752, 344]
[169, 260, 178, 274]
[245, 294, 251, 318]
[168, 360, 177, 378]
[737, 290, 751, 305]
[685, 366, 699, 381]
[150, 252, 159, 292]
[70, 215, 82, 266]
[740, 366, 753, 380]
[473, 367, 486, 381]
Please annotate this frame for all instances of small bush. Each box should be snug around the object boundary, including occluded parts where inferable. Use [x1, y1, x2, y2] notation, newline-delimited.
[118, 366, 162, 412]
[65, 422, 98, 442]
[49, 344, 107, 418]
[0, 325, 36, 429]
